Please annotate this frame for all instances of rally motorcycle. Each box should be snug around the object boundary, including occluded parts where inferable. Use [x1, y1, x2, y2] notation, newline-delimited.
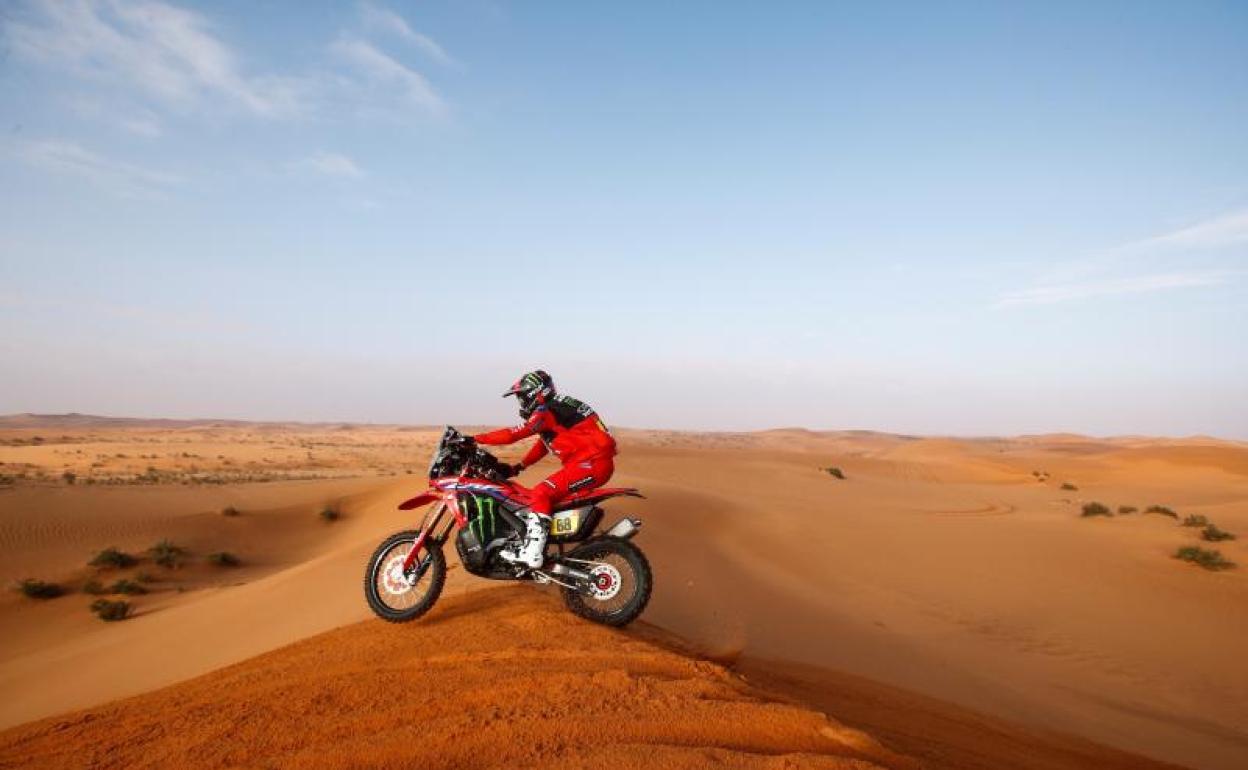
[364, 426, 652, 627]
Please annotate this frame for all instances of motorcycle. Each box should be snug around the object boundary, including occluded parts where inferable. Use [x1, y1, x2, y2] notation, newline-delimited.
[364, 426, 653, 627]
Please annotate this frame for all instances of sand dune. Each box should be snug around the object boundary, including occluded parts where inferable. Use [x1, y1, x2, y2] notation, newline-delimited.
[2, 419, 1246, 768]
[2, 586, 1192, 770]
[0, 587, 923, 770]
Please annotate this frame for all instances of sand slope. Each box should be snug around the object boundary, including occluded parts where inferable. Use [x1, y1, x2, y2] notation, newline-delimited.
[2, 421, 1246, 769]
[621, 438, 1248, 769]
[0, 587, 915, 770]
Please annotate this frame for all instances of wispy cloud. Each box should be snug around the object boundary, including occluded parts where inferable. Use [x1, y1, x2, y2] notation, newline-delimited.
[330, 36, 446, 117]
[289, 151, 365, 178]
[67, 96, 165, 137]
[997, 206, 1248, 308]
[360, 2, 457, 68]
[17, 139, 180, 197]
[996, 270, 1237, 307]
[5, 0, 308, 118]
[5, 0, 452, 133]
[117, 110, 164, 138]
[1115, 207, 1248, 254]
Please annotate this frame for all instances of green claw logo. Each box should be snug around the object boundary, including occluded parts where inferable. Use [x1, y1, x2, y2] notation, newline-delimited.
[468, 493, 498, 542]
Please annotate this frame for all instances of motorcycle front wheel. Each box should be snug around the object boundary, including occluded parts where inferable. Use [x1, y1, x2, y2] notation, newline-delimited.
[364, 530, 446, 623]
[561, 537, 652, 627]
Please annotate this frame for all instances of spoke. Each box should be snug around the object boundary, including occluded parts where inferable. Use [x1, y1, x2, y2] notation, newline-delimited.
[374, 542, 430, 611]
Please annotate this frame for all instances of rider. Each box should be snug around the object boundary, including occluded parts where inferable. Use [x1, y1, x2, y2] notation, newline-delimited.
[473, 370, 617, 568]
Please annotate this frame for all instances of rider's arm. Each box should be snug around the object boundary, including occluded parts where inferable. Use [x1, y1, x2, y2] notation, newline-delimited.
[519, 439, 548, 468]
[474, 409, 547, 446]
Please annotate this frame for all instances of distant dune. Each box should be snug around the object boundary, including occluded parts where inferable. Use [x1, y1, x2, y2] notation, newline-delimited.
[1, 419, 1245, 768]
[0, 412, 419, 432]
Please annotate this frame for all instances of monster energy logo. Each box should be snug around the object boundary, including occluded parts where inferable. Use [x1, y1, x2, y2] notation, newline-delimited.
[468, 493, 498, 542]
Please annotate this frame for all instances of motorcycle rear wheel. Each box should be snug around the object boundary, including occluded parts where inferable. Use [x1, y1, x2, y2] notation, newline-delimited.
[561, 537, 652, 627]
[364, 530, 446, 623]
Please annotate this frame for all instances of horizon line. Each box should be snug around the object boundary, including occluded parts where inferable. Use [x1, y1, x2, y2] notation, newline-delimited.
[0, 411, 1242, 445]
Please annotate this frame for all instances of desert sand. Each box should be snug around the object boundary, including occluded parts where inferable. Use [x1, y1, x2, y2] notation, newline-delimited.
[1, 415, 1245, 769]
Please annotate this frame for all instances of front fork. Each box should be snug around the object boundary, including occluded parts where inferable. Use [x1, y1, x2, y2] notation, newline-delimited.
[401, 501, 455, 573]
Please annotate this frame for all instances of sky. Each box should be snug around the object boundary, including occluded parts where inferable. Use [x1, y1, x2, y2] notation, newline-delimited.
[1, 1, 1246, 437]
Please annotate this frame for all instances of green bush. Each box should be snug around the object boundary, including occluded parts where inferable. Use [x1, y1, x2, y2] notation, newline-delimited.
[823, 467, 846, 480]
[221, 506, 241, 517]
[320, 505, 341, 522]
[110, 579, 148, 595]
[208, 551, 241, 567]
[1060, 482, 1078, 491]
[1146, 505, 1178, 518]
[1201, 525, 1236, 543]
[1117, 505, 1137, 514]
[149, 539, 186, 569]
[1181, 514, 1209, 528]
[83, 579, 107, 595]
[1080, 502, 1112, 517]
[90, 547, 137, 569]
[135, 571, 156, 583]
[1174, 546, 1235, 571]
[90, 599, 131, 621]
[16, 579, 64, 599]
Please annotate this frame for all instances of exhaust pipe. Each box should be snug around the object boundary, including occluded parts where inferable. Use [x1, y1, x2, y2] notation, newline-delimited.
[549, 563, 591, 581]
[605, 518, 642, 540]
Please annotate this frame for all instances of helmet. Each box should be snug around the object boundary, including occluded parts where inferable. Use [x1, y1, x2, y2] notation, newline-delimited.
[503, 370, 555, 419]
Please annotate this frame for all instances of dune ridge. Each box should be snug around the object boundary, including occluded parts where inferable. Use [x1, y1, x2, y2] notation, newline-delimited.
[0, 587, 915, 770]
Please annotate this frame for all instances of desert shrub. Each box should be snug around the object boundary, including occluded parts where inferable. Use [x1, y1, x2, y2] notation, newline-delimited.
[320, 505, 341, 522]
[110, 579, 148, 595]
[135, 571, 156, 583]
[90, 547, 137, 569]
[62, 470, 76, 485]
[221, 506, 241, 517]
[1201, 525, 1236, 542]
[1060, 482, 1078, 491]
[83, 579, 107, 595]
[823, 467, 846, 480]
[90, 599, 131, 622]
[149, 539, 186, 568]
[1081, 502, 1112, 517]
[16, 579, 64, 599]
[1181, 514, 1209, 528]
[1145, 505, 1178, 519]
[1117, 505, 1137, 514]
[208, 551, 241, 567]
[1174, 546, 1235, 571]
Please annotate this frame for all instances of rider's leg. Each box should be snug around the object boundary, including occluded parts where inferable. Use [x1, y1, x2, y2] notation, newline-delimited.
[505, 458, 611, 568]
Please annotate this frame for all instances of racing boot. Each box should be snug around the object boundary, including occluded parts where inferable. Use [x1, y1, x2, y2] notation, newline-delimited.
[501, 511, 549, 569]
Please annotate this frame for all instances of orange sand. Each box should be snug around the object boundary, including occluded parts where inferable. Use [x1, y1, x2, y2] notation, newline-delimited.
[1, 416, 1245, 768]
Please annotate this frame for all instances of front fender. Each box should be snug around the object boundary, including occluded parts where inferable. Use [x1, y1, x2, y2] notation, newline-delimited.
[398, 491, 439, 510]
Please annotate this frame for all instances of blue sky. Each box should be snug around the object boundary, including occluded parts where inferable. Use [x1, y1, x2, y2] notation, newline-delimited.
[1, 1, 1246, 437]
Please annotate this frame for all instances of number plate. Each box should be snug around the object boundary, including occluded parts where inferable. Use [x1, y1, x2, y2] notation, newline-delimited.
[552, 511, 579, 535]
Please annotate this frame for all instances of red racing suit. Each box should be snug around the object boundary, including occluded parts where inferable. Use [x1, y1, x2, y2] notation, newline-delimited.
[474, 395, 617, 517]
